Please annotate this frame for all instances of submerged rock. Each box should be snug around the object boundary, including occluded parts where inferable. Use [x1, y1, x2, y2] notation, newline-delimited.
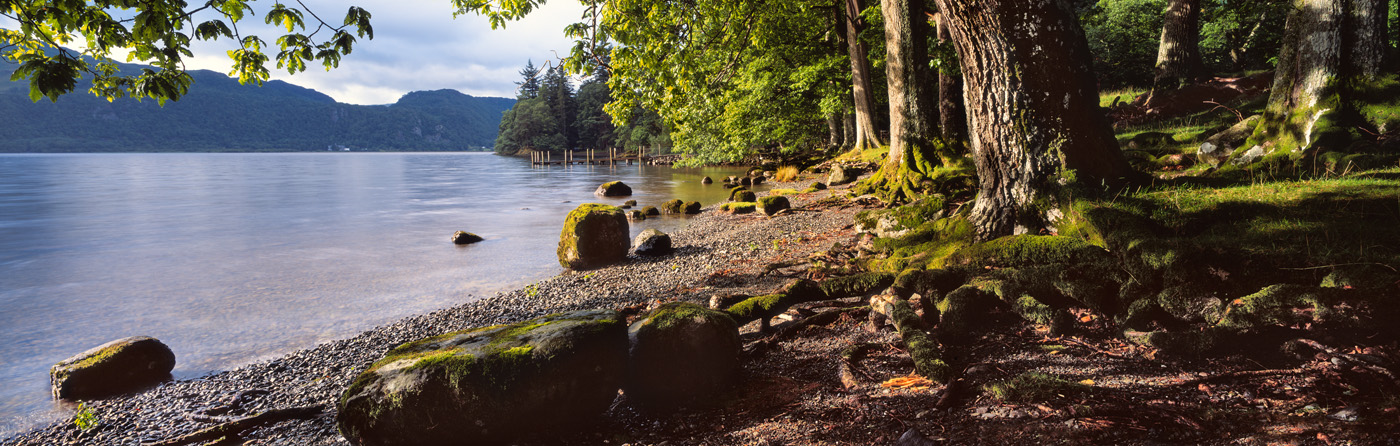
[595, 181, 633, 197]
[51, 336, 175, 400]
[633, 228, 673, 256]
[451, 231, 484, 245]
[557, 204, 629, 269]
[626, 210, 646, 221]
[337, 310, 628, 446]
[641, 206, 660, 216]
[625, 303, 740, 409]
[701, 176, 713, 184]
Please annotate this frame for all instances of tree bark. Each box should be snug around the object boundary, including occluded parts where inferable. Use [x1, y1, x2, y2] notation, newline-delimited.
[882, 0, 939, 168]
[1248, 0, 1387, 155]
[935, 0, 1132, 239]
[1150, 0, 1208, 98]
[844, 111, 858, 148]
[937, 17, 968, 153]
[844, 0, 885, 151]
[827, 113, 843, 148]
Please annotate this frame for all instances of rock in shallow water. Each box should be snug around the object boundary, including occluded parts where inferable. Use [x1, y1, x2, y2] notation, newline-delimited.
[337, 309, 628, 446]
[51, 336, 175, 400]
[451, 230, 483, 244]
[557, 203, 630, 269]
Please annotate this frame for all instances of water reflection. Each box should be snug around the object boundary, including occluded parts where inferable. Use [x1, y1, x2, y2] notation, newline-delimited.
[0, 152, 757, 436]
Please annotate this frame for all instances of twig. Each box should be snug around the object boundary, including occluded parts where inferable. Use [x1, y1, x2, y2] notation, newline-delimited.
[746, 306, 870, 355]
[1294, 338, 1400, 384]
[1203, 100, 1244, 122]
[1060, 337, 1137, 361]
[144, 405, 323, 446]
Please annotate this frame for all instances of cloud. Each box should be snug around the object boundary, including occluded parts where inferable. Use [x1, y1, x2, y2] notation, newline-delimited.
[4, 0, 586, 104]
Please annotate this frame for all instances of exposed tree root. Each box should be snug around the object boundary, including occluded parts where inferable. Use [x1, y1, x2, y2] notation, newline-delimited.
[145, 405, 323, 446]
[871, 294, 950, 382]
[747, 306, 870, 356]
[1172, 368, 1308, 387]
[838, 342, 886, 389]
[1293, 338, 1400, 386]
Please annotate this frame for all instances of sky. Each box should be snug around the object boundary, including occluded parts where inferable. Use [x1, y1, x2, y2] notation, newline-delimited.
[2, 0, 587, 105]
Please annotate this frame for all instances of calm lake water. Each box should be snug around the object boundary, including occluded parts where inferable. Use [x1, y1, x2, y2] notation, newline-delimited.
[0, 152, 758, 435]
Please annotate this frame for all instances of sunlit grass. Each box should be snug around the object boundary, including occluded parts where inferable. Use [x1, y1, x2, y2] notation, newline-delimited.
[1100, 87, 1146, 108]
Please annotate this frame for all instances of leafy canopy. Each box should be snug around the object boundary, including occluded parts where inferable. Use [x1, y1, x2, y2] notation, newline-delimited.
[2, 0, 373, 104]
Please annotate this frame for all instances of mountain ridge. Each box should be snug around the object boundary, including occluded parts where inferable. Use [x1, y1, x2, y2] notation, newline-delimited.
[0, 63, 514, 152]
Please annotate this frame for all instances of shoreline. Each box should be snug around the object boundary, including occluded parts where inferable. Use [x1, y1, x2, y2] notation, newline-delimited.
[2, 178, 863, 445]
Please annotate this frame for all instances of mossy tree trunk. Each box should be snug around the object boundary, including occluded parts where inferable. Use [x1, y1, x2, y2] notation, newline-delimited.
[1247, 0, 1385, 154]
[1148, 0, 1208, 102]
[843, 0, 885, 151]
[865, 0, 946, 203]
[937, 17, 968, 154]
[935, 0, 1132, 240]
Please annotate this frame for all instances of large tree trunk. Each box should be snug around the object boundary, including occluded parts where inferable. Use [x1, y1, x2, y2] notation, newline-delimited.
[936, 16, 968, 154]
[866, 0, 944, 202]
[844, 0, 885, 151]
[1248, 0, 1387, 155]
[935, 0, 1132, 240]
[1150, 0, 1208, 98]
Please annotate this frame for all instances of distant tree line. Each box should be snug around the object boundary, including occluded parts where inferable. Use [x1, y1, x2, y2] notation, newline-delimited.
[494, 60, 670, 156]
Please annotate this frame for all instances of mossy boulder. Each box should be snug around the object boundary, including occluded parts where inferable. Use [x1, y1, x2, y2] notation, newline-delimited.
[625, 303, 741, 409]
[633, 229, 673, 256]
[557, 204, 630, 270]
[337, 310, 627, 446]
[731, 190, 757, 202]
[623, 200, 637, 207]
[943, 235, 1111, 269]
[756, 196, 791, 216]
[719, 202, 756, 214]
[626, 210, 646, 221]
[854, 197, 947, 239]
[683, 201, 702, 214]
[810, 181, 827, 190]
[660, 199, 685, 214]
[827, 167, 857, 185]
[451, 231, 484, 245]
[51, 336, 175, 400]
[595, 181, 632, 197]
[641, 206, 660, 216]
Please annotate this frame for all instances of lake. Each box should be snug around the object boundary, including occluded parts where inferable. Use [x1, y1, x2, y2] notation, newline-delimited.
[0, 152, 758, 436]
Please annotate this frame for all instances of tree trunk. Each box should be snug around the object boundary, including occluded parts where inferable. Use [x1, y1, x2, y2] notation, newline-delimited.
[827, 113, 843, 148]
[1347, 0, 1387, 78]
[844, 0, 885, 151]
[1150, 0, 1208, 98]
[843, 111, 858, 148]
[937, 17, 968, 153]
[935, 0, 1132, 240]
[1248, 0, 1387, 156]
[861, 0, 944, 202]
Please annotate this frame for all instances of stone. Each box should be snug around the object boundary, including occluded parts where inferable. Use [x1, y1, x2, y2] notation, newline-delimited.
[683, 201, 702, 214]
[623, 200, 637, 207]
[731, 189, 756, 202]
[756, 196, 791, 216]
[660, 199, 685, 214]
[1202, 115, 1261, 158]
[451, 231, 483, 245]
[641, 206, 660, 216]
[595, 181, 632, 197]
[633, 229, 673, 256]
[750, 176, 765, 185]
[740, 177, 753, 186]
[625, 303, 741, 409]
[338, 310, 628, 446]
[701, 176, 713, 184]
[809, 181, 827, 190]
[557, 204, 630, 269]
[626, 210, 646, 221]
[828, 167, 856, 185]
[1232, 145, 1267, 166]
[51, 336, 175, 400]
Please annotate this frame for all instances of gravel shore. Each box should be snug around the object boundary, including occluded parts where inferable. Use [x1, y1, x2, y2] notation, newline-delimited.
[2, 179, 864, 446]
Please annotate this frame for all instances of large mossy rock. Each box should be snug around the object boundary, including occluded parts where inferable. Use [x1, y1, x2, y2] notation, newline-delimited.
[557, 204, 630, 269]
[626, 303, 741, 409]
[338, 310, 628, 446]
[660, 199, 685, 214]
[854, 197, 947, 238]
[683, 201, 702, 214]
[595, 181, 633, 197]
[731, 190, 757, 202]
[51, 336, 175, 400]
[827, 167, 856, 185]
[633, 228, 673, 256]
[757, 196, 791, 216]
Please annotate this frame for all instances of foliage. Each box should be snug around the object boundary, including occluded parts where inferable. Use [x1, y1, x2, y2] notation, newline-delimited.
[73, 403, 98, 430]
[1079, 0, 1167, 88]
[2, 0, 373, 104]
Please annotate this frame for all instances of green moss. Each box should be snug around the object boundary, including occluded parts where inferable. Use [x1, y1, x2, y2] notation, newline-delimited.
[985, 372, 1090, 404]
[719, 202, 757, 214]
[69, 343, 126, 371]
[943, 235, 1109, 269]
[1217, 284, 1335, 330]
[557, 203, 627, 269]
[768, 188, 799, 196]
[660, 199, 685, 213]
[731, 190, 757, 202]
[728, 186, 749, 200]
[638, 302, 736, 333]
[892, 268, 967, 299]
[809, 182, 827, 190]
[935, 285, 996, 336]
[641, 206, 660, 216]
[756, 196, 791, 216]
[819, 272, 895, 298]
[883, 297, 950, 383]
[724, 294, 784, 324]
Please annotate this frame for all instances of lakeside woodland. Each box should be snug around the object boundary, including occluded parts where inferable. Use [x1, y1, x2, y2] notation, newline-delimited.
[5, 0, 1400, 444]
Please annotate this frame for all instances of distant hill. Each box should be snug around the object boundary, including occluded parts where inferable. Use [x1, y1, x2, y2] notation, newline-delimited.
[0, 63, 514, 152]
